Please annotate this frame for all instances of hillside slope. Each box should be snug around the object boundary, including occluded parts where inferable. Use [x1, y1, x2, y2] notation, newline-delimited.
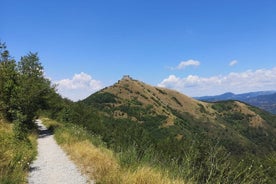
[82, 76, 276, 154]
[196, 91, 276, 114]
[245, 93, 276, 114]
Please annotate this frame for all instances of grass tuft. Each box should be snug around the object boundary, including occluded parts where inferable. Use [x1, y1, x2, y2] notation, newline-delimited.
[121, 166, 184, 184]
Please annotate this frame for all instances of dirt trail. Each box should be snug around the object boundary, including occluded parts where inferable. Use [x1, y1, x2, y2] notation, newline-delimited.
[28, 120, 93, 184]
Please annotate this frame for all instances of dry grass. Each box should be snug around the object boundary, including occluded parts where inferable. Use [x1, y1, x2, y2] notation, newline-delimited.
[58, 133, 187, 184]
[103, 78, 212, 124]
[48, 118, 188, 184]
[121, 166, 185, 184]
[103, 77, 220, 127]
[234, 102, 267, 128]
[64, 141, 186, 184]
[162, 116, 175, 127]
[62, 140, 120, 183]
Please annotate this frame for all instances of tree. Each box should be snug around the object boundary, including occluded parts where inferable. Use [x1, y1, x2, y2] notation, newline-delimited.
[0, 42, 18, 121]
[17, 52, 54, 125]
[0, 42, 10, 62]
[17, 52, 43, 78]
[0, 42, 59, 139]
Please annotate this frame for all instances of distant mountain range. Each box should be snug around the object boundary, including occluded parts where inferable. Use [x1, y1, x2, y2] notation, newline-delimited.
[195, 91, 276, 114]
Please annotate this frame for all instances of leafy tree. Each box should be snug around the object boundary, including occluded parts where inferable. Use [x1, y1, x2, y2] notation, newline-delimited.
[17, 52, 43, 78]
[17, 52, 54, 125]
[0, 42, 18, 121]
[0, 42, 10, 62]
[1, 42, 57, 132]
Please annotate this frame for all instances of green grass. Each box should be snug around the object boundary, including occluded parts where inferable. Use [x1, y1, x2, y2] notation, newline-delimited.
[0, 116, 37, 184]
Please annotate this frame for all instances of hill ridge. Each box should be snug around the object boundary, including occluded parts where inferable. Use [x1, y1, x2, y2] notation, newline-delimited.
[196, 91, 276, 114]
[81, 77, 276, 154]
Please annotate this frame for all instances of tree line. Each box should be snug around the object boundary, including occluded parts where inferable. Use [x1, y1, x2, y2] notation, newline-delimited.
[0, 41, 57, 139]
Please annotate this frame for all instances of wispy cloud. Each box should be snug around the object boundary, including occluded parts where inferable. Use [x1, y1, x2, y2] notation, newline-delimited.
[229, 60, 238, 67]
[172, 59, 200, 70]
[158, 67, 276, 96]
[56, 72, 103, 101]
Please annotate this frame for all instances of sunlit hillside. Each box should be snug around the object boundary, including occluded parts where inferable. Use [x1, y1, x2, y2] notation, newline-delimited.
[82, 76, 276, 154]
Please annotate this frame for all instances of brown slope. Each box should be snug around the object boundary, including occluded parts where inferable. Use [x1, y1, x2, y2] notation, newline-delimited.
[100, 76, 212, 125]
[101, 78, 265, 127]
[83, 76, 276, 152]
[91, 76, 272, 129]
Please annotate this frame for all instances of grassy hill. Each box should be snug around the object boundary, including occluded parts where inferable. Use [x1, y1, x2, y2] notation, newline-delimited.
[49, 76, 276, 183]
[82, 76, 276, 155]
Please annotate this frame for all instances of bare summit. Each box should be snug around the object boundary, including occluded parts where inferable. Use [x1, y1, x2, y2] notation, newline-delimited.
[28, 120, 93, 184]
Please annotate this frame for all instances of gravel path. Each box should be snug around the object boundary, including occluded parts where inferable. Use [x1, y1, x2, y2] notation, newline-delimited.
[28, 120, 93, 184]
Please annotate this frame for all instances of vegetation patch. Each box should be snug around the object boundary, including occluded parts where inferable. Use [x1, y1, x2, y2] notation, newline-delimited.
[171, 97, 182, 107]
[0, 116, 37, 184]
[43, 118, 186, 184]
[155, 87, 167, 95]
[0, 42, 57, 184]
[211, 101, 236, 112]
[85, 92, 117, 104]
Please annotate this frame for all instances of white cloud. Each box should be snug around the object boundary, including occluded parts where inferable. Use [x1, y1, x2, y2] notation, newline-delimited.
[56, 72, 103, 101]
[173, 59, 200, 70]
[229, 60, 238, 66]
[158, 67, 276, 97]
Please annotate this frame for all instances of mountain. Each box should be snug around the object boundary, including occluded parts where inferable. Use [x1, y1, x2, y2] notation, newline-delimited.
[82, 76, 276, 155]
[247, 93, 276, 114]
[196, 91, 276, 114]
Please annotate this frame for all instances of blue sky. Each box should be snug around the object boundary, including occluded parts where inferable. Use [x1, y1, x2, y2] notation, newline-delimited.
[2, 0, 276, 101]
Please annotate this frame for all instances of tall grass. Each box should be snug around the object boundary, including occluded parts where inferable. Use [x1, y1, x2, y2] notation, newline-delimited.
[41, 117, 270, 184]
[41, 117, 185, 184]
[0, 116, 37, 184]
[117, 140, 269, 184]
